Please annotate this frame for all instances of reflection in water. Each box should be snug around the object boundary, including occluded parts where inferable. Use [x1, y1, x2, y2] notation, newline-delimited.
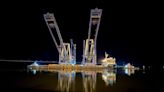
[28, 68, 138, 92]
[82, 71, 97, 92]
[124, 69, 135, 76]
[57, 71, 76, 92]
[56, 70, 116, 92]
[32, 70, 37, 75]
[102, 69, 116, 86]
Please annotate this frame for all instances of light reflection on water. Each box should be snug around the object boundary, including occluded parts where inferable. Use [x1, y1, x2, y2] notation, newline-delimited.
[57, 71, 76, 92]
[32, 69, 37, 75]
[124, 68, 135, 76]
[102, 69, 116, 86]
[30, 68, 136, 92]
[82, 71, 97, 92]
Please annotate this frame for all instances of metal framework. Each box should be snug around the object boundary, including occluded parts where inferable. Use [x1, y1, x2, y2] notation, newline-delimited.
[82, 8, 102, 65]
[70, 39, 76, 64]
[43, 13, 76, 65]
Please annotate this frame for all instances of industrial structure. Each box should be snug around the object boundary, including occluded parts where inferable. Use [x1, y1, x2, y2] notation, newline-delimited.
[82, 8, 102, 65]
[43, 13, 76, 65]
[28, 8, 120, 70]
[44, 8, 103, 66]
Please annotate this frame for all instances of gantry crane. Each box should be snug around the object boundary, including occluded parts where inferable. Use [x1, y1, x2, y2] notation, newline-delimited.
[82, 8, 102, 65]
[43, 13, 76, 65]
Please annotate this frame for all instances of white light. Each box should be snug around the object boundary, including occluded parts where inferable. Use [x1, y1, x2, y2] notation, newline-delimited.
[31, 62, 39, 66]
[125, 69, 128, 74]
[32, 70, 37, 75]
[125, 64, 128, 68]
[102, 75, 107, 80]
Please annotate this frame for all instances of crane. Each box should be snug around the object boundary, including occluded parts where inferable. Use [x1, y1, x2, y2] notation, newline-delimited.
[82, 8, 102, 65]
[43, 13, 76, 65]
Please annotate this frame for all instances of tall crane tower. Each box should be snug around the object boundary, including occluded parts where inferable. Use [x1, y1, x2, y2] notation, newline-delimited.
[82, 8, 102, 65]
[43, 13, 76, 65]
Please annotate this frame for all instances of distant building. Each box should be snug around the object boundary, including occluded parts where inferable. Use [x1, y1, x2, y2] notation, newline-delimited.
[124, 63, 135, 69]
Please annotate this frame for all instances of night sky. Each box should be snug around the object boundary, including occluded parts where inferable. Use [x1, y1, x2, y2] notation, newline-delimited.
[0, 1, 163, 66]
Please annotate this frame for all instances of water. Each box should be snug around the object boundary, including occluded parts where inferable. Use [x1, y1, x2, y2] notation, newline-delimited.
[0, 67, 164, 92]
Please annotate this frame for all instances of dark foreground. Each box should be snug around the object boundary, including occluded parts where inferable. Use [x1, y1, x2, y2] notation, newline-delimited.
[0, 69, 163, 92]
[0, 62, 163, 92]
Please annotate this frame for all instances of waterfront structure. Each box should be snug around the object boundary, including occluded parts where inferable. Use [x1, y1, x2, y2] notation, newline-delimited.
[82, 8, 102, 65]
[102, 52, 116, 67]
[43, 13, 76, 65]
[29, 8, 119, 70]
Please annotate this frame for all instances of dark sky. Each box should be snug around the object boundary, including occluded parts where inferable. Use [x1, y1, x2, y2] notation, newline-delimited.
[0, 1, 163, 66]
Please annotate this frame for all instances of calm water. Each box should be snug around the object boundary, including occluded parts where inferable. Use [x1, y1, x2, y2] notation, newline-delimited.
[0, 68, 164, 92]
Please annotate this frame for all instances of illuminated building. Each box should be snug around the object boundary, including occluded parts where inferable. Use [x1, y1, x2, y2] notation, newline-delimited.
[102, 52, 116, 67]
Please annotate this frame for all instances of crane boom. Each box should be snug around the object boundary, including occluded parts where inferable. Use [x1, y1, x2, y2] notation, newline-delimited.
[43, 13, 66, 54]
[43, 12, 76, 65]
